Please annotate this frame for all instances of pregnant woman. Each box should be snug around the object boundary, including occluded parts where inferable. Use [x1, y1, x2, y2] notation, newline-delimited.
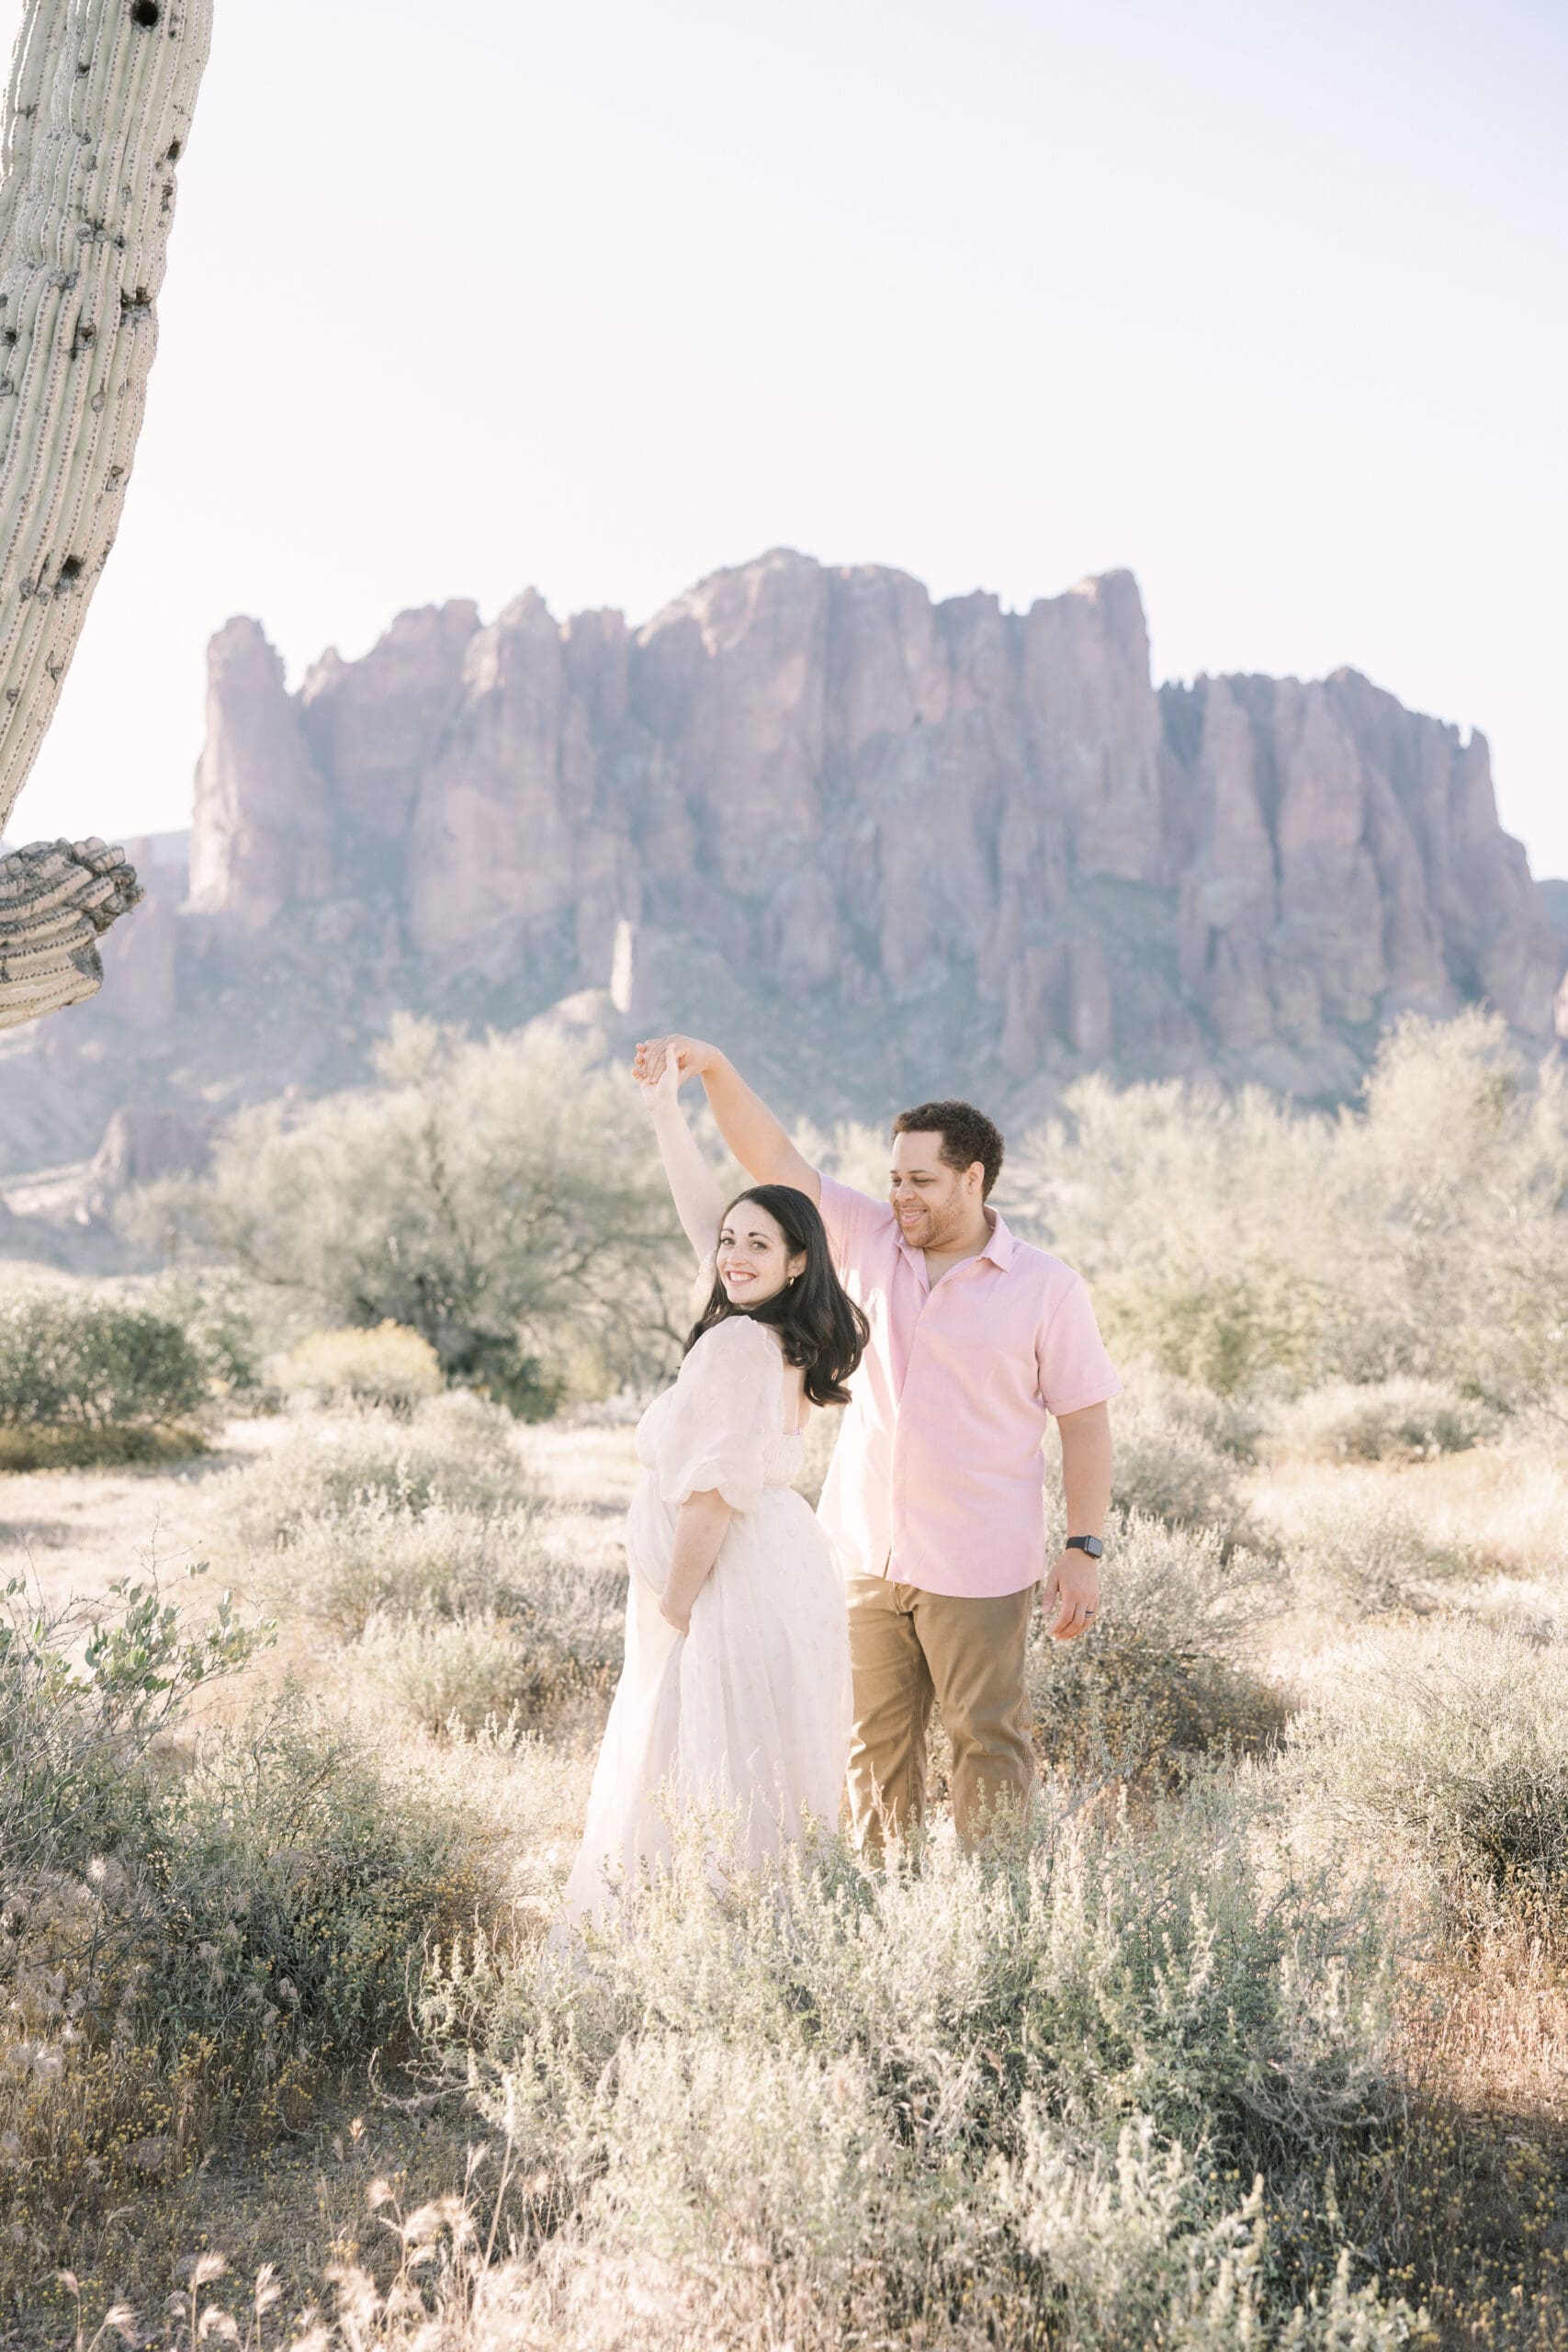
[559, 1051, 870, 1925]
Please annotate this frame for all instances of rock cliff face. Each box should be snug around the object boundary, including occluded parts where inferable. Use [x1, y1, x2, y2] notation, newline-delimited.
[176, 548, 1555, 1092]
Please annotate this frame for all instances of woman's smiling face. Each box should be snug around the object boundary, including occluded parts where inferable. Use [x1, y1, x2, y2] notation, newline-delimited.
[716, 1199, 807, 1306]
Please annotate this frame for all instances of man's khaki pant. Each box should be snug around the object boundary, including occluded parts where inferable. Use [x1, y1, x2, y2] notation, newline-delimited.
[844, 1572, 1035, 1847]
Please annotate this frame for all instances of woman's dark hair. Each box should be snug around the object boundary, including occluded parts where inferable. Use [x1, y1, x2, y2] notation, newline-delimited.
[684, 1184, 869, 1408]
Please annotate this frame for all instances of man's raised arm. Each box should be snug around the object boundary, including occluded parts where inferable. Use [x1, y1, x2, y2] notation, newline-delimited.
[634, 1035, 820, 1204]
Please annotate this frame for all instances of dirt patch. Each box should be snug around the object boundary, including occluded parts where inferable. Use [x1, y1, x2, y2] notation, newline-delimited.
[0, 1417, 287, 1614]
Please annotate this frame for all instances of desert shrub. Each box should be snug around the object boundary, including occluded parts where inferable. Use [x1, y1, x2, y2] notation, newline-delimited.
[0, 1592, 497, 2301]
[420, 1781, 1414, 2347]
[1141, 1368, 1261, 1460]
[149, 1691, 491, 2077]
[139, 1017, 686, 1409]
[1022, 1011, 1568, 1407]
[206, 1394, 531, 1559]
[1101, 1375, 1253, 1538]
[1029, 1511, 1288, 1781]
[281, 1506, 620, 1715]
[0, 1570, 268, 1889]
[559, 1385, 648, 1429]
[0, 1287, 208, 1466]
[1288, 1623, 1568, 1939]
[212, 1410, 624, 1715]
[259, 1493, 538, 1638]
[351, 1610, 546, 1732]
[297, 2103, 1417, 2352]
[269, 1319, 444, 1411]
[1270, 1378, 1497, 1464]
[1271, 1486, 1474, 1615]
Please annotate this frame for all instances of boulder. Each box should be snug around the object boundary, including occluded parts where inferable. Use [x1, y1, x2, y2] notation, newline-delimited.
[88, 1105, 209, 1202]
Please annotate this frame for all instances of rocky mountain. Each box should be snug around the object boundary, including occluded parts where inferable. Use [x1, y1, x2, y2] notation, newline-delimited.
[0, 548, 1561, 1246]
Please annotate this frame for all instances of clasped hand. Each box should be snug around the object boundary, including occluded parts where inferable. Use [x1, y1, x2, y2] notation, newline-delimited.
[635, 1034, 715, 1091]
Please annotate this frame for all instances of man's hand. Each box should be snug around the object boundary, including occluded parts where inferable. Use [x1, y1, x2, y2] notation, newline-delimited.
[1043, 1547, 1100, 1643]
[635, 1035, 820, 1202]
[635, 1034, 717, 1087]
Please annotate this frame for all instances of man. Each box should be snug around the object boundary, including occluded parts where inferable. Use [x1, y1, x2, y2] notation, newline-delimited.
[634, 1034, 1118, 1847]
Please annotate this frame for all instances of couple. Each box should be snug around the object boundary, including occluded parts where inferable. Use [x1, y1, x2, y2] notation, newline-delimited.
[560, 1035, 1119, 1922]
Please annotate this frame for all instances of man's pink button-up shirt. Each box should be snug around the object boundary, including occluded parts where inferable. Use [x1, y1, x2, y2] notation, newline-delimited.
[816, 1172, 1121, 1600]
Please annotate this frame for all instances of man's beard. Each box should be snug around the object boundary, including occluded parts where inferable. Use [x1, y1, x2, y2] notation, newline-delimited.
[900, 1194, 964, 1249]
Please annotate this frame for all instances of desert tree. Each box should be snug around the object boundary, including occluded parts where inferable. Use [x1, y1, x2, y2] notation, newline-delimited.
[137, 1020, 690, 1412]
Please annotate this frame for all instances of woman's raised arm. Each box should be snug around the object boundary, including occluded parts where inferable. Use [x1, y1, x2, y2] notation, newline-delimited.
[639, 1048, 728, 1264]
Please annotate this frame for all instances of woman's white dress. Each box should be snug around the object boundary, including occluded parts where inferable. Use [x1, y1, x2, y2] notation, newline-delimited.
[560, 1314, 852, 1923]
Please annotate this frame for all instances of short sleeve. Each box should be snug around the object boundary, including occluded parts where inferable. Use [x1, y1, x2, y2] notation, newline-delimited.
[817, 1171, 894, 1280]
[1037, 1274, 1122, 1417]
[655, 1317, 782, 1514]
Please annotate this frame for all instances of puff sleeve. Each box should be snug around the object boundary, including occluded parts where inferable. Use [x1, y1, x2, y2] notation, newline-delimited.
[654, 1316, 782, 1515]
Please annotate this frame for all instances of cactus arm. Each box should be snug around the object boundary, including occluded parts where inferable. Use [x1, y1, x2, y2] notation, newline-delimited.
[0, 833, 141, 1025]
[0, 0, 212, 1025]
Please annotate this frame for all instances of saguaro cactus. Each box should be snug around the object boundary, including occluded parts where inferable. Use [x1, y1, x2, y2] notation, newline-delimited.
[0, 0, 211, 1028]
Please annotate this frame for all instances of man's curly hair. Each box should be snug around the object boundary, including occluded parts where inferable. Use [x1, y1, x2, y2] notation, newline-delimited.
[892, 1099, 1005, 1199]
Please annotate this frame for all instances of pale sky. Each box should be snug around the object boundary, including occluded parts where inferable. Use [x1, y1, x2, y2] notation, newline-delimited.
[6, 0, 1566, 873]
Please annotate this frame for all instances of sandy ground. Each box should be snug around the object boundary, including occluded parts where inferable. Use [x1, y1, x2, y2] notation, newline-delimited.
[0, 1411, 645, 1620]
[0, 1418, 282, 1615]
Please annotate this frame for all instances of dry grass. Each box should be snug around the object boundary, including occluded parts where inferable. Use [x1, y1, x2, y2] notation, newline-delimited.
[1250, 1442, 1568, 1584]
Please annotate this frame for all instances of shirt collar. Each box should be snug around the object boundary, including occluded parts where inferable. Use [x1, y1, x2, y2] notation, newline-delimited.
[981, 1209, 1014, 1270]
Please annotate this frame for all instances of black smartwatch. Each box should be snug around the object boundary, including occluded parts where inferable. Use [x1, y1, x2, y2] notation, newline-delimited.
[1064, 1534, 1103, 1559]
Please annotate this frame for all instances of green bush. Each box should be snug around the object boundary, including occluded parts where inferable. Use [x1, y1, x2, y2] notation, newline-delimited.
[1029, 1511, 1287, 1781]
[152, 1690, 491, 2076]
[148, 1271, 265, 1397]
[0, 1287, 208, 1465]
[269, 1319, 445, 1411]
[0, 1568, 269, 1888]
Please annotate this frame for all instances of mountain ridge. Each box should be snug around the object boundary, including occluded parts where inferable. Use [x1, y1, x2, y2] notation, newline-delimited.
[0, 548, 1562, 1255]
